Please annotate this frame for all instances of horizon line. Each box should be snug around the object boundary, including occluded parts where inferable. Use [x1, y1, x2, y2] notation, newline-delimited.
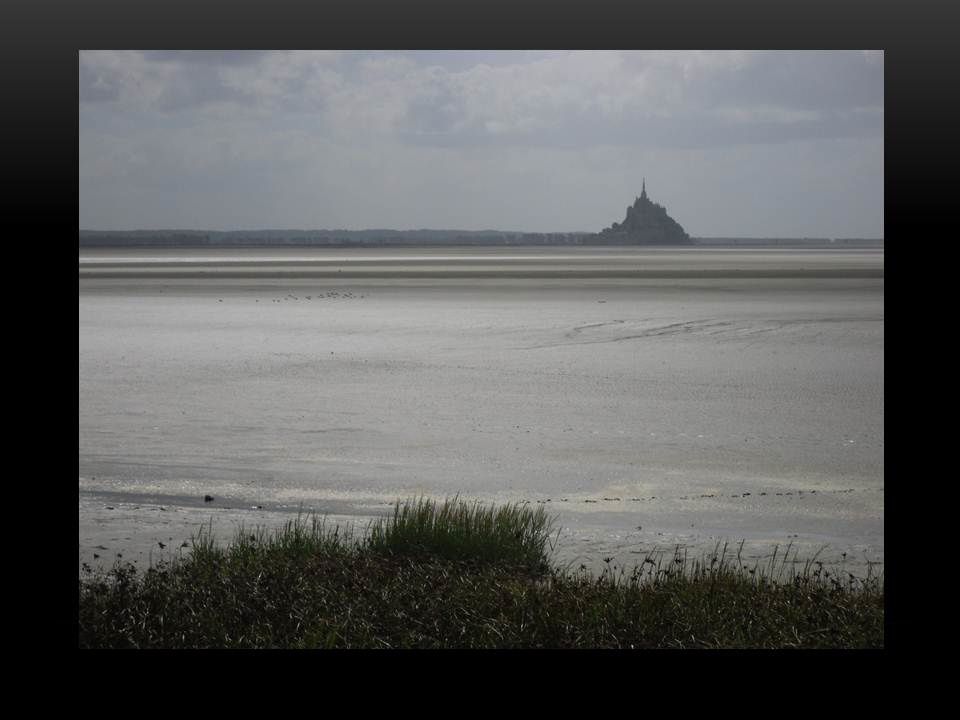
[79, 228, 884, 241]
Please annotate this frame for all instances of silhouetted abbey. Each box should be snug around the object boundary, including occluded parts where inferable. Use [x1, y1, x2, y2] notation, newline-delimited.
[591, 180, 692, 245]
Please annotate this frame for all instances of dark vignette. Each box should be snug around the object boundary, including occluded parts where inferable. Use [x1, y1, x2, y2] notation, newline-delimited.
[8, 0, 950, 669]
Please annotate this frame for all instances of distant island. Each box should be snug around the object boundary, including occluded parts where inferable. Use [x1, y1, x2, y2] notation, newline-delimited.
[589, 180, 692, 245]
[79, 183, 882, 248]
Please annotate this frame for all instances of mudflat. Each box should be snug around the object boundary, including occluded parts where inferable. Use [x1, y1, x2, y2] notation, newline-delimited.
[79, 247, 883, 575]
[79, 246, 883, 279]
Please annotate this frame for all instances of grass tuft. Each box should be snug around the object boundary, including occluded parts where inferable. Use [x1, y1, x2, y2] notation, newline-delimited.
[366, 496, 556, 571]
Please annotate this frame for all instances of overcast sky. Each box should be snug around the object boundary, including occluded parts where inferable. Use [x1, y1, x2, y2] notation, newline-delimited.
[79, 50, 883, 237]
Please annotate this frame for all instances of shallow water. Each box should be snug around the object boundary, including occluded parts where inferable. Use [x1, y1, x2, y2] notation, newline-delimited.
[79, 248, 883, 576]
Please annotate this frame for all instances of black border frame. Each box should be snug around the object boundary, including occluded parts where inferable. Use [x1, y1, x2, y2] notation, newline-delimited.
[31, 0, 954, 667]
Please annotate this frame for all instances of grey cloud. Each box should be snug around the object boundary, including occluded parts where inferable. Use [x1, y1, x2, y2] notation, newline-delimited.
[80, 51, 884, 148]
[691, 51, 883, 111]
[386, 51, 883, 150]
[153, 63, 254, 111]
[141, 50, 274, 66]
[398, 103, 882, 151]
[80, 51, 329, 112]
[79, 60, 121, 103]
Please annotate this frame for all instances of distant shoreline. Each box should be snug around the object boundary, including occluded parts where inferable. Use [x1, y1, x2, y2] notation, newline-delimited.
[78, 230, 883, 250]
[79, 268, 884, 280]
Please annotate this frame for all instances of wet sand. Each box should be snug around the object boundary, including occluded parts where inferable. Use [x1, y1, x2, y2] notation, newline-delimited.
[79, 247, 884, 576]
[80, 246, 883, 279]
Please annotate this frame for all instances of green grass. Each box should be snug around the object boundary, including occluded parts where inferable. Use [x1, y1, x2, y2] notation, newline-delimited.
[78, 497, 883, 649]
[366, 496, 556, 571]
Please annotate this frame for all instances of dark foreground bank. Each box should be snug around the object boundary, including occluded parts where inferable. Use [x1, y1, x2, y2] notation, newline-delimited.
[78, 498, 884, 649]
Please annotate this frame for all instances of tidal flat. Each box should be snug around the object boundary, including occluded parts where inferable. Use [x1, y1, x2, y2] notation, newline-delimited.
[79, 247, 883, 577]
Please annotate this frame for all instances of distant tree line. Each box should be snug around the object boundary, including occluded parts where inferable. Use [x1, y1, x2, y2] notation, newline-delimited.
[78, 229, 595, 247]
[78, 230, 882, 248]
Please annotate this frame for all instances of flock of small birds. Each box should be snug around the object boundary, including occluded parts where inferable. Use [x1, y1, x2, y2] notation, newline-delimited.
[516, 488, 862, 506]
[215, 291, 366, 303]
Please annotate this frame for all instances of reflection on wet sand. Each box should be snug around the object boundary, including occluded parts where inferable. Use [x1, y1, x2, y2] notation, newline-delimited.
[79, 248, 883, 576]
